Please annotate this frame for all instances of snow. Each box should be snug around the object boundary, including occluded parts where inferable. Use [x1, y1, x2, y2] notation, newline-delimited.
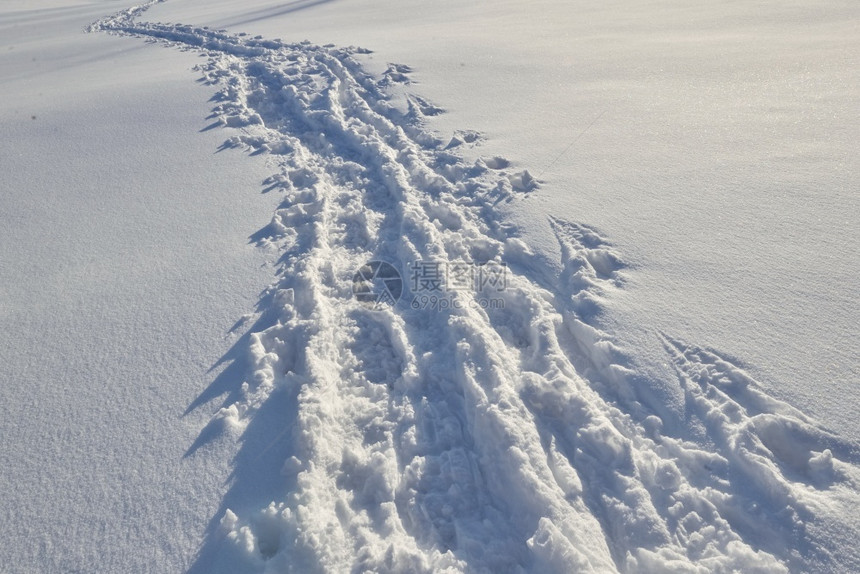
[152, 0, 860, 441]
[1, 0, 858, 572]
[1, 2, 279, 570]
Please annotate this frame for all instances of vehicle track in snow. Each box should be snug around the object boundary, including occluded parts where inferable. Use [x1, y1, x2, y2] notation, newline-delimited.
[90, 3, 860, 572]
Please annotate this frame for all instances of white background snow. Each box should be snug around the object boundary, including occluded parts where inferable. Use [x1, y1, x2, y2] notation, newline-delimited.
[1, 0, 858, 572]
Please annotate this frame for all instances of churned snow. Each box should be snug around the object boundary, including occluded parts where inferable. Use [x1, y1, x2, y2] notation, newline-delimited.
[1, 0, 858, 572]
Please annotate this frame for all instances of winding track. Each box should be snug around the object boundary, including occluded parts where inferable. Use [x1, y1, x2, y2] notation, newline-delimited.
[90, 3, 860, 572]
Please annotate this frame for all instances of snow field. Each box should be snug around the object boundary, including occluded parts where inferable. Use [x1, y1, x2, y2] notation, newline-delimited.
[9, 0, 853, 572]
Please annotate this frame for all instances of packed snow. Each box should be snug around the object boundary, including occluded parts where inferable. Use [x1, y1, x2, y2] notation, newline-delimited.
[1, 0, 858, 572]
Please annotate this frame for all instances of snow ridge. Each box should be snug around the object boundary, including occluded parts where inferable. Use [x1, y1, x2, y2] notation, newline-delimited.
[91, 3, 860, 572]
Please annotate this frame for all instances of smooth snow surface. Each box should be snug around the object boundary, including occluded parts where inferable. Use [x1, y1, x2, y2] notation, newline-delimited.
[1, 1, 279, 571]
[2, 0, 858, 572]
